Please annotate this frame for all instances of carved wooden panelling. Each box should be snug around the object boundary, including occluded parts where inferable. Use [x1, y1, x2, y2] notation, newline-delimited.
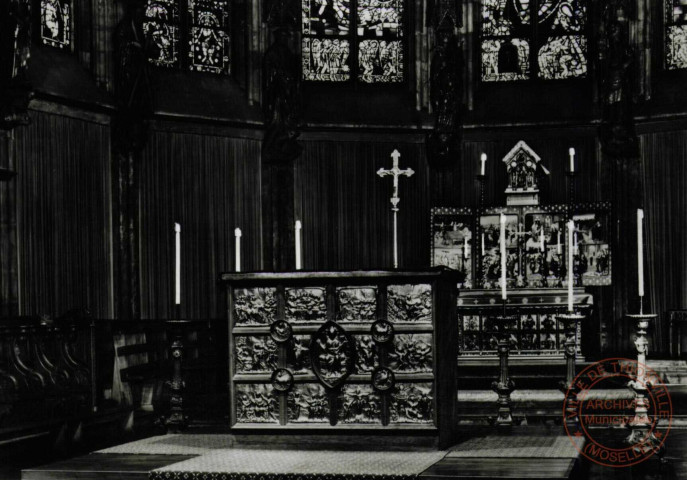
[235, 384, 279, 423]
[286, 335, 311, 375]
[354, 335, 379, 373]
[338, 385, 382, 424]
[336, 287, 377, 322]
[285, 288, 327, 322]
[233, 288, 278, 325]
[387, 284, 432, 323]
[288, 383, 329, 423]
[388, 334, 433, 373]
[389, 383, 434, 424]
[235, 336, 278, 373]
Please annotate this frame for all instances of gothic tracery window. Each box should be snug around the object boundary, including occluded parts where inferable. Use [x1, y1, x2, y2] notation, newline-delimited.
[480, 0, 587, 82]
[666, 0, 687, 70]
[144, 0, 231, 74]
[302, 0, 405, 83]
[40, 0, 72, 49]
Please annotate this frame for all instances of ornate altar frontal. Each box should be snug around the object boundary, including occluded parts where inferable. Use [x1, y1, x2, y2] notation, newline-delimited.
[221, 270, 460, 448]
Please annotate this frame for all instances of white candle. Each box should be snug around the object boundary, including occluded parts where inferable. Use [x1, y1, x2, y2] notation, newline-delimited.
[295, 220, 302, 270]
[481, 233, 485, 253]
[637, 209, 644, 297]
[567, 221, 574, 312]
[557, 229, 561, 255]
[569, 148, 575, 173]
[500, 214, 507, 300]
[573, 231, 579, 255]
[480, 153, 487, 176]
[234, 228, 242, 272]
[463, 235, 469, 259]
[174, 223, 181, 305]
[540, 226, 545, 252]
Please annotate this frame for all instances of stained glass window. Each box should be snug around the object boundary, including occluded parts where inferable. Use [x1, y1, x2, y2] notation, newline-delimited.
[666, 0, 687, 70]
[41, 0, 71, 49]
[302, 0, 405, 83]
[480, 0, 587, 82]
[188, 0, 231, 74]
[145, 0, 180, 68]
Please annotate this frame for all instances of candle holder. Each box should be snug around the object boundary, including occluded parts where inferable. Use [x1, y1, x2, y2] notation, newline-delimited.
[565, 171, 577, 209]
[164, 320, 188, 433]
[557, 312, 585, 426]
[624, 312, 664, 458]
[476, 174, 488, 210]
[491, 314, 517, 427]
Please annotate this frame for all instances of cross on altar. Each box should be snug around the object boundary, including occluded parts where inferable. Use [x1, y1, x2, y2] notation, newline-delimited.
[377, 149, 415, 269]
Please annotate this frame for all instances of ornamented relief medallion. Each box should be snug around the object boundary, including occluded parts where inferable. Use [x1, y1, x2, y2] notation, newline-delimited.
[387, 284, 432, 323]
[286, 335, 311, 375]
[372, 367, 395, 392]
[371, 320, 394, 344]
[388, 334, 433, 373]
[285, 288, 327, 322]
[235, 384, 279, 423]
[270, 320, 293, 343]
[271, 368, 294, 392]
[310, 322, 356, 389]
[288, 383, 329, 423]
[336, 287, 377, 322]
[354, 335, 379, 373]
[233, 288, 278, 325]
[235, 336, 278, 373]
[389, 383, 434, 424]
[338, 384, 382, 424]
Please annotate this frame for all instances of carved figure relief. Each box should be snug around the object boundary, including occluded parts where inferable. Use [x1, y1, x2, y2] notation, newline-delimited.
[388, 334, 433, 373]
[270, 320, 293, 343]
[354, 335, 379, 373]
[336, 287, 377, 322]
[286, 335, 311, 374]
[285, 287, 327, 322]
[235, 384, 278, 423]
[287, 383, 329, 423]
[338, 384, 382, 424]
[387, 284, 432, 323]
[310, 321, 356, 389]
[233, 288, 278, 325]
[371, 320, 394, 344]
[271, 368, 294, 392]
[372, 367, 395, 392]
[235, 336, 278, 373]
[389, 383, 434, 424]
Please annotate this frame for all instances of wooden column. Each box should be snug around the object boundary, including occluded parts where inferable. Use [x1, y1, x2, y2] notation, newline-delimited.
[0, 131, 17, 317]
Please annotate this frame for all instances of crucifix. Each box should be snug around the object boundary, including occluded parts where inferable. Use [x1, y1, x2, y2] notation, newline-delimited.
[377, 149, 415, 269]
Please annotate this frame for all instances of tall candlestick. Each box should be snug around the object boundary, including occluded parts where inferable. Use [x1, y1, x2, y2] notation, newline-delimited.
[174, 223, 181, 305]
[500, 214, 507, 300]
[234, 228, 242, 272]
[573, 231, 579, 255]
[637, 209, 644, 298]
[295, 220, 302, 270]
[540, 226, 545, 252]
[569, 148, 575, 173]
[480, 153, 487, 176]
[567, 221, 574, 312]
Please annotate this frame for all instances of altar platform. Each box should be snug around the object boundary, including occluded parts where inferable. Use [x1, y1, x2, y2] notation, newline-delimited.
[22, 430, 587, 480]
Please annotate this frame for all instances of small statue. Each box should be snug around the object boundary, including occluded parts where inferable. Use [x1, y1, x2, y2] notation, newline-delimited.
[426, 21, 462, 170]
[599, 0, 638, 157]
[0, 0, 33, 128]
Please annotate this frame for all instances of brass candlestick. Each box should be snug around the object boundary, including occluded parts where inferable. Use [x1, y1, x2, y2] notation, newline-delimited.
[491, 314, 517, 426]
[625, 313, 664, 458]
[558, 312, 585, 426]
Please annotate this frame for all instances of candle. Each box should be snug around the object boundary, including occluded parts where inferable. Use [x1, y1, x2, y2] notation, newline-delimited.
[567, 221, 574, 312]
[235, 228, 242, 272]
[463, 235, 469, 259]
[500, 214, 507, 300]
[174, 223, 181, 305]
[569, 148, 575, 173]
[557, 229, 561, 255]
[481, 233, 485, 253]
[638, 209, 644, 297]
[540, 226, 545, 252]
[573, 231, 579, 255]
[480, 153, 487, 176]
[295, 220, 302, 270]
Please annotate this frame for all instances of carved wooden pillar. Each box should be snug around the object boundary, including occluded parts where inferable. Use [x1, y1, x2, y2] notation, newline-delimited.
[112, 1, 152, 319]
[261, 0, 301, 271]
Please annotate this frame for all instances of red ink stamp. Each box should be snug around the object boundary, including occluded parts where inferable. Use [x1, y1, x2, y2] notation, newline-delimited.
[563, 357, 672, 467]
